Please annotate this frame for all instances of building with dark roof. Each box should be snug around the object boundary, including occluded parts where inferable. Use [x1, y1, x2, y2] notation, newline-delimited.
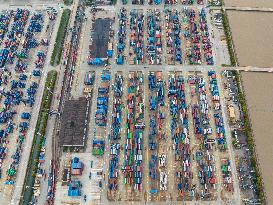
[88, 18, 112, 65]
[59, 97, 90, 148]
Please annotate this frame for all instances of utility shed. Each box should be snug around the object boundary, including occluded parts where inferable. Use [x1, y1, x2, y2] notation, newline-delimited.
[59, 98, 90, 148]
[228, 105, 235, 122]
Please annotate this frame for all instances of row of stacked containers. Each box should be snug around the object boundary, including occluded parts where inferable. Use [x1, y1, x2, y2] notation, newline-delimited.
[1, 10, 50, 186]
[100, 70, 234, 200]
[188, 75, 217, 199]
[0, 11, 12, 44]
[165, 9, 182, 65]
[117, 8, 127, 65]
[168, 72, 194, 199]
[148, 71, 166, 195]
[129, 10, 144, 65]
[123, 71, 144, 192]
[208, 71, 233, 192]
[116, 8, 213, 66]
[0, 9, 29, 68]
[108, 72, 123, 193]
[146, 9, 162, 65]
[208, 71, 226, 150]
[93, 70, 111, 156]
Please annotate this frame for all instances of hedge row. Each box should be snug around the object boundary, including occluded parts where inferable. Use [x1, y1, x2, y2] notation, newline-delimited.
[20, 70, 58, 205]
[221, 9, 237, 66]
[50, 9, 71, 66]
[64, 0, 73, 6]
[232, 71, 265, 203]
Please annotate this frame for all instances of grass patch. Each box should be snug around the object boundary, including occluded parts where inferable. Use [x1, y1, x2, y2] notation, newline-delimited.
[221, 9, 237, 67]
[64, 0, 73, 6]
[50, 9, 71, 66]
[232, 70, 265, 203]
[20, 70, 57, 205]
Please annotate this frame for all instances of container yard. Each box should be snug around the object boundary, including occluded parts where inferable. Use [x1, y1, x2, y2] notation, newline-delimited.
[147, 71, 167, 200]
[122, 71, 144, 199]
[0, 0, 262, 204]
[0, 6, 57, 204]
[53, 68, 239, 204]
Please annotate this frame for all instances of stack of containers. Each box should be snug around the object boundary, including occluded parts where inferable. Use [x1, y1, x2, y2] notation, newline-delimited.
[188, 75, 217, 199]
[46, 160, 56, 204]
[132, 0, 143, 5]
[168, 72, 193, 198]
[0, 11, 12, 42]
[165, 0, 177, 5]
[133, 71, 144, 192]
[123, 71, 136, 185]
[68, 180, 81, 197]
[92, 139, 105, 156]
[221, 158, 233, 192]
[71, 157, 84, 175]
[183, 8, 201, 65]
[146, 9, 162, 65]
[18, 12, 44, 73]
[26, 82, 38, 107]
[34, 51, 46, 70]
[181, 0, 194, 5]
[195, 150, 217, 198]
[157, 72, 167, 193]
[108, 72, 123, 193]
[129, 10, 144, 65]
[6, 84, 36, 183]
[0, 49, 9, 67]
[208, 71, 226, 150]
[116, 8, 127, 65]
[199, 9, 213, 65]
[4, 9, 30, 66]
[84, 71, 95, 85]
[148, 72, 158, 192]
[148, 0, 161, 5]
[95, 70, 110, 126]
[165, 9, 182, 65]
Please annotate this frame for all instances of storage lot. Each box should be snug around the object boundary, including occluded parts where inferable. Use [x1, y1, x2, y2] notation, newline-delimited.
[0, 1, 243, 204]
[55, 68, 238, 204]
[115, 7, 214, 66]
[50, 3, 237, 204]
[0, 7, 58, 203]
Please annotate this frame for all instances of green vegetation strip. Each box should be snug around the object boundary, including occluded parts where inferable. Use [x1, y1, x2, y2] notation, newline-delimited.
[20, 70, 57, 205]
[221, 9, 237, 67]
[64, 0, 73, 6]
[50, 9, 71, 66]
[233, 71, 265, 203]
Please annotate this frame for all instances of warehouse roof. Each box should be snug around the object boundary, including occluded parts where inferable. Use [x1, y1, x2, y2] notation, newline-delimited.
[89, 18, 111, 59]
[59, 98, 90, 147]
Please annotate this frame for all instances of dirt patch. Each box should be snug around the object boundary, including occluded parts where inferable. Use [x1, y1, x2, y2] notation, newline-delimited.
[227, 10, 273, 67]
[241, 71, 273, 204]
[225, 0, 273, 8]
